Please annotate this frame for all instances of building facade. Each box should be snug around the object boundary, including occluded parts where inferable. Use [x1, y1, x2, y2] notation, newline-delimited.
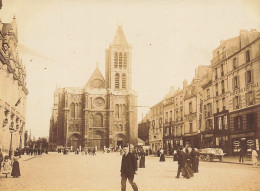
[49, 26, 138, 150]
[138, 111, 151, 145]
[149, 101, 164, 152]
[0, 17, 28, 153]
[211, 29, 260, 155]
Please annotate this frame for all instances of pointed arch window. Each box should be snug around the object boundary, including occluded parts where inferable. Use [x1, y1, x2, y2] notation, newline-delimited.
[115, 73, 120, 89]
[122, 74, 126, 89]
[123, 53, 127, 68]
[77, 104, 82, 118]
[122, 104, 127, 119]
[114, 52, 118, 68]
[119, 124, 123, 131]
[119, 52, 123, 68]
[115, 104, 119, 118]
[94, 113, 103, 127]
[70, 103, 75, 118]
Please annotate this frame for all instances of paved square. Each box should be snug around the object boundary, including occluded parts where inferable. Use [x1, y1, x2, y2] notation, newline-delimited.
[0, 152, 259, 191]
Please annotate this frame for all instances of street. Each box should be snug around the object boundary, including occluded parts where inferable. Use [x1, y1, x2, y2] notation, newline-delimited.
[0, 152, 259, 191]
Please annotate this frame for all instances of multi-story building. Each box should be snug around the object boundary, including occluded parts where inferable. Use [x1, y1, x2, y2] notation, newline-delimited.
[138, 111, 151, 145]
[0, 17, 28, 154]
[183, 66, 209, 148]
[211, 29, 260, 155]
[149, 101, 164, 152]
[163, 87, 175, 154]
[201, 69, 214, 148]
[49, 26, 138, 150]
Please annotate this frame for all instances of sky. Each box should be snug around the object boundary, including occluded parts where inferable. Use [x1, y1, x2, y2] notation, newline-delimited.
[0, 0, 259, 138]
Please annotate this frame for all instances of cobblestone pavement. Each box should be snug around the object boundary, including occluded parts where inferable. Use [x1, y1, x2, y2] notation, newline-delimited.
[0, 152, 259, 191]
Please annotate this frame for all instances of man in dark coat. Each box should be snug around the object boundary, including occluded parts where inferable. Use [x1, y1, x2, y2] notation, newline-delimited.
[120, 145, 138, 191]
[175, 147, 190, 179]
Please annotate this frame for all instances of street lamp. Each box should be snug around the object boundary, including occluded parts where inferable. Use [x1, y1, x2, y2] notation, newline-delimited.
[9, 116, 17, 158]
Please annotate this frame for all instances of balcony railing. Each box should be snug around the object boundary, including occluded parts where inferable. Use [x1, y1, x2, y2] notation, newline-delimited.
[211, 52, 226, 65]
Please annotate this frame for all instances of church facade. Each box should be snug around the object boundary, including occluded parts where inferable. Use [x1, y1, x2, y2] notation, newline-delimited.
[49, 26, 138, 150]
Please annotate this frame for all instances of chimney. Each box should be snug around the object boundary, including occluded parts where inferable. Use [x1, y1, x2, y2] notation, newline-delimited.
[183, 79, 188, 89]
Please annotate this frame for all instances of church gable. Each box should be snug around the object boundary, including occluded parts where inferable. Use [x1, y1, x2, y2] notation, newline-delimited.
[85, 67, 106, 89]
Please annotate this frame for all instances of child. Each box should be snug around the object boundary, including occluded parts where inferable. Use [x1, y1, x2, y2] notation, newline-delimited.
[2, 156, 12, 178]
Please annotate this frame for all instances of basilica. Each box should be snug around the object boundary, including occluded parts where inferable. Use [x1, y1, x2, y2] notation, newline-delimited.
[49, 26, 138, 150]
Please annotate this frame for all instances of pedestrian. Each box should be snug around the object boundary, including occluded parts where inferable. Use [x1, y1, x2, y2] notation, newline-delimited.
[11, 152, 21, 178]
[175, 147, 190, 179]
[190, 148, 199, 173]
[159, 148, 165, 162]
[185, 148, 194, 177]
[251, 149, 258, 168]
[2, 156, 12, 178]
[139, 149, 145, 168]
[120, 145, 138, 191]
[239, 148, 244, 163]
[0, 148, 3, 172]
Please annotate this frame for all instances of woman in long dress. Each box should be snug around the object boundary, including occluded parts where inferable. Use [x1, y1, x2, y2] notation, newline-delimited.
[11, 152, 21, 178]
[139, 149, 146, 168]
[159, 148, 165, 162]
[252, 149, 258, 168]
[2, 156, 12, 178]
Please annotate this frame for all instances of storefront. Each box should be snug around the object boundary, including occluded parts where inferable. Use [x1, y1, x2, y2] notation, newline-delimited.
[201, 131, 214, 148]
[173, 137, 183, 149]
[183, 134, 199, 148]
[230, 131, 256, 155]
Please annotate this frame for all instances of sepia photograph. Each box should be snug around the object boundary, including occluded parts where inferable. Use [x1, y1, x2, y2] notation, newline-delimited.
[0, 0, 259, 190]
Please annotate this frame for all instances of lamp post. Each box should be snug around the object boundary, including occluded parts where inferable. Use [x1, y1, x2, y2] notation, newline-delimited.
[9, 120, 16, 158]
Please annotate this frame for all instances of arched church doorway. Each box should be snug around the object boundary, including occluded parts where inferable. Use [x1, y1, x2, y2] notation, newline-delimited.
[68, 133, 81, 151]
[114, 134, 127, 148]
[90, 130, 105, 151]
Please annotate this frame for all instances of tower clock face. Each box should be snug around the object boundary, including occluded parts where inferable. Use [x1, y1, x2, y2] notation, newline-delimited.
[90, 79, 105, 89]
[93, 97, 105, 108]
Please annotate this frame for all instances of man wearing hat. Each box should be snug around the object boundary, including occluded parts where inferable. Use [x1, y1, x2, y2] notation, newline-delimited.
[120, 145, 138, 191]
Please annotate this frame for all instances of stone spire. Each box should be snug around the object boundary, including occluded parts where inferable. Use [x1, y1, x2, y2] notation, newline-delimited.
[112, 25, 128, 45]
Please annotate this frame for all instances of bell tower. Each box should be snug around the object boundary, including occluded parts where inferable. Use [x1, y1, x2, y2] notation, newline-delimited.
[105, 26, 132, 91]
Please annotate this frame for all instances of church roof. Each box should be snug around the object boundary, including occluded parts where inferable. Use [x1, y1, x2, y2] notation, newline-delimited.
[85, 65, 106, 89]
[113, 25, 128, 45]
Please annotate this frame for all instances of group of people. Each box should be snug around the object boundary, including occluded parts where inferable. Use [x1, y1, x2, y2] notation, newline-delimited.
[0, 149, 21, 178]
[175, 147, 199, 179]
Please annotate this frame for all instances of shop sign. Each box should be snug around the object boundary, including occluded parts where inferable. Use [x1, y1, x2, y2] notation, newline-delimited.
[230, 132, 254, 139]
[180, 140, 183, 146]
[229, 82, 259, 96]
[205, 134, 213, 138]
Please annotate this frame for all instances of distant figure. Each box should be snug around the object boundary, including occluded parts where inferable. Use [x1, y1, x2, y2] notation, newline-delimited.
[176, 147, 190, 179]
[139, 149, 145, 168]
[11, 152, 21, 178]
[239, 148, 244, 163]
[120, 145, 138, 191]
[252, 149, 258, 167]
[0, 148, 3, 172]
[2, 156, 12, 178]
[159, 148, 165, 162]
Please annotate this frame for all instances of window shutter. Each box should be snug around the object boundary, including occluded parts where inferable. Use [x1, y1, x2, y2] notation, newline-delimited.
[245, 92, 248, 106]
[233, 97, 235, 110]
[238, 76, 240, 88]
[245, 71, 247, 85]
[239, 95, 242, 108]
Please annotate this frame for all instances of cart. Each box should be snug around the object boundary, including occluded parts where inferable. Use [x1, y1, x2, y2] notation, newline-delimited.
[199, 148, 225, 162]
